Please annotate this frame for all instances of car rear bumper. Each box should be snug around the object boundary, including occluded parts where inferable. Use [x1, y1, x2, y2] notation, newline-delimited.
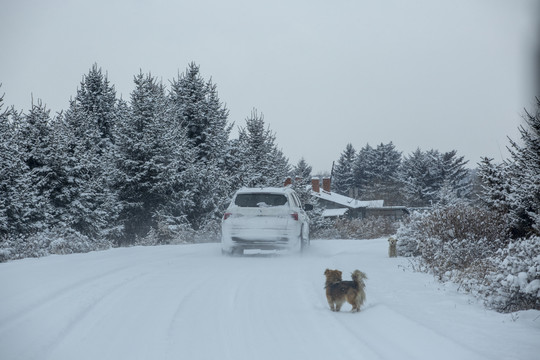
[221, 223, 301, 252]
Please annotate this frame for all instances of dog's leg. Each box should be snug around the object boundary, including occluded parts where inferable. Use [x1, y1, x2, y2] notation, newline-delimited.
[326, 296, 336, 311]
[346, 291, 359, 312]
[335, 300, 344, 312]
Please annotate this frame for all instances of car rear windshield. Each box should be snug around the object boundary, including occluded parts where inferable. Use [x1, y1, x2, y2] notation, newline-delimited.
[234, 193, 288, 207]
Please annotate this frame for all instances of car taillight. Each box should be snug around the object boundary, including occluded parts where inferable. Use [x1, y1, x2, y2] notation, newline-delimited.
[290, 212, 299, 221]
[223, 213, 232, 220]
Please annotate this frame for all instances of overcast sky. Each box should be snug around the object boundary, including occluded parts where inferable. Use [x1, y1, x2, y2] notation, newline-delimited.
[1, 0, 538, 173]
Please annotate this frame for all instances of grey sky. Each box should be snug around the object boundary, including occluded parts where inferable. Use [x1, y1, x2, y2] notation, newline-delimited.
[1, 0, 538, 173]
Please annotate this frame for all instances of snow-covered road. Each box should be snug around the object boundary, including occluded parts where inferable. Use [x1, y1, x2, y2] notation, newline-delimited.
[1, 239, 539, 360]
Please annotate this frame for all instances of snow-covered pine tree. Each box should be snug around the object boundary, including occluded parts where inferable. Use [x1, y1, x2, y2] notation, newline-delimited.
[0, 92, 10, 234]
[115, 71, 195, 243]
[352, 143, 375, 199]
[170, 62, 214, 160]
[424, 149, 446, 202]
[169, 64, 236, 230]
[0, 92, 34, 236]
[293, 157, 312, 182]
[291, 157, 314, 204]
[16, 100, 57, 233]
[333, 143, 356, 196]
[399, 148, 470, 207]
[398, 148, 434, 207]
[439, 150, 470, 200]
[506, 97, 540, 236]
[477, 157, 512, 215]
[57, 65, 121, 240]
[75, 64, 117, 142]
[236, 109, 290, 188]
[362, 142, 402, 204]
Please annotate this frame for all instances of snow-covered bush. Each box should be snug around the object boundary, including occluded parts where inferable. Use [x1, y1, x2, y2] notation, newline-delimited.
[310, 214, 340, 239]
[135, 219, 221, 246]
[396, 203, 539, 312]
[396, 211, 426, 257]
[0, 233, 49, 261]
[0, 228, 112, 262]
[481, 238, 540, 312]
[193, 219, 221, 243]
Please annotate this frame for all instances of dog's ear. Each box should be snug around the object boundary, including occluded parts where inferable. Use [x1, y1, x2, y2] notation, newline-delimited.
[324, 269, 330, 275]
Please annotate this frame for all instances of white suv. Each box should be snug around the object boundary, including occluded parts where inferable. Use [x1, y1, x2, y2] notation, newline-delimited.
[221, 187, 311, 255]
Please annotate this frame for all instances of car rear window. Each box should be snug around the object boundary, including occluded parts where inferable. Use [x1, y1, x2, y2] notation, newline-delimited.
[234, 193, 288, 207]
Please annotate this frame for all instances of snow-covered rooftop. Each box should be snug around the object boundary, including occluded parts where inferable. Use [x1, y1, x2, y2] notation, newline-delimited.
[311, 189, 384, 209]
[322, 208, 349, 217]
[236, 186, 294, 194]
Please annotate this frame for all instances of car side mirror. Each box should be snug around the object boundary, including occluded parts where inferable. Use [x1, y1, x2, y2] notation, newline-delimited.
[304, 204, 314, 211]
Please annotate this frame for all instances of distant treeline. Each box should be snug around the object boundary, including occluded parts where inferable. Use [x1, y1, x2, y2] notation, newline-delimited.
[330, 142, 472, 207]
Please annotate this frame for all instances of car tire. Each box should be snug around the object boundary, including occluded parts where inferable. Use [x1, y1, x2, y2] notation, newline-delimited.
[231, 247, 243, 256]
[300, 228, 309, 252]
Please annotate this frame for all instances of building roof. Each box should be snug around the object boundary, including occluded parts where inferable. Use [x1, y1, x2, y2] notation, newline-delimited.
[311, 189, 384, 209]
[321, 208, 349, 217]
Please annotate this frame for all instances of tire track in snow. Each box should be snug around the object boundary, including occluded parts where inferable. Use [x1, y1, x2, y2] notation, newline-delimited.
[0, 263, 136, 332]
[335, 303, 490, 360]
[0, 268, 151, 360]
[166, 275, 216, 337]
[36, 270, 152, 360]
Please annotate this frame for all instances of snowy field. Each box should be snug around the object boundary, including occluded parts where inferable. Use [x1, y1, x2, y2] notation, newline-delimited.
[1, 239, 539, 360]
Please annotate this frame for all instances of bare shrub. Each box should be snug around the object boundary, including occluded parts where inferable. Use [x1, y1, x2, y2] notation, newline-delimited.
[311, 216, 399, 240]
[397, 204, 508, 278]
[397, 203, 539, 312]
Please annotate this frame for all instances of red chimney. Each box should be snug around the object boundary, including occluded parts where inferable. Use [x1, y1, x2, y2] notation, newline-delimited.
[284, 177, 292, 187]
[322, 178, 331, 192]
[311, 178, 320, 193]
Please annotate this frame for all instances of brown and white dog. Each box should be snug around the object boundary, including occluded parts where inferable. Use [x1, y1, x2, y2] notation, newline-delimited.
[324, 269, 367, 312]
[388, 237, 398, 258]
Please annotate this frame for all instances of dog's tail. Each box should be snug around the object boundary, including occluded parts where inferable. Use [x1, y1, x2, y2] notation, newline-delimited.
[351, 270, 367, 288]
[351, 270, 367, 310]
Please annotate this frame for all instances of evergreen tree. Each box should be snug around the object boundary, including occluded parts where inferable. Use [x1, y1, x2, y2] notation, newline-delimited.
[75, 63, 117, 141]
[506, 98, 540, 236]
[352, 143, 375, 199]
[236, 109, 290, 187]
[0, 93, 33, 235]
[399, 148, 435, 207]
[57, 65, 121, 239]
[169, 63, 235, 229]
[439, 150, 470, 199]
[333, 143, 356, 196]
[170, 63, 226, 160]
[0, 92, 10, 233]
[477, 157, 512, 214]
[479, 98, 540, 238]
[115, 72, 194, 243]
[17, 101, 57, 233]
[362, 142, 402, 204]
[399, 148, 470, 207]
[292, 157, 312, 182]
[291, 157, 314, 205]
